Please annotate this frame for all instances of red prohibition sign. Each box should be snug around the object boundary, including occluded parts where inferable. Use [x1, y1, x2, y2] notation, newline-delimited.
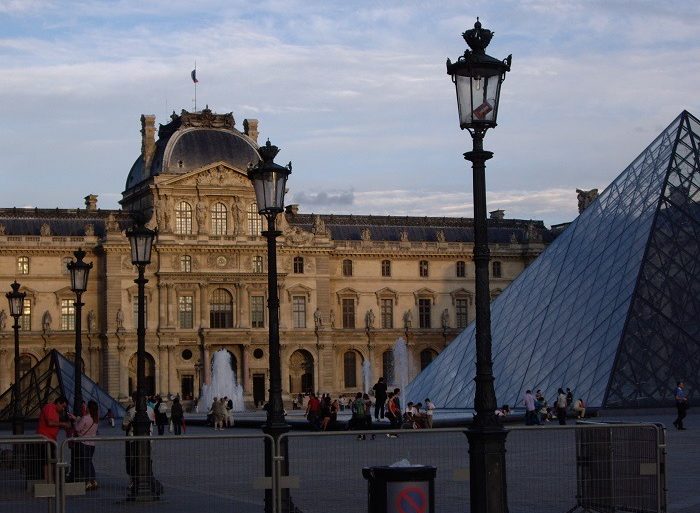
[395, 486, 427, 513]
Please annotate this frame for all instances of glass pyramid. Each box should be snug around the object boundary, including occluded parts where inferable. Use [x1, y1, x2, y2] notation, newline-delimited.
[406, 111, 700, 409]
[0, 350, 125, 421]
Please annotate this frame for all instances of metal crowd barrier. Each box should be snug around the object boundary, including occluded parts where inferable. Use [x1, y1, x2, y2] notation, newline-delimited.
[0, 435, 58, 513]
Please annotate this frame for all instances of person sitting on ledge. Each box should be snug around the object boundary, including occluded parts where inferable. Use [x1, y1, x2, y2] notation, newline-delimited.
[573, 398, 586, 419]
[495, 404, 511, 417]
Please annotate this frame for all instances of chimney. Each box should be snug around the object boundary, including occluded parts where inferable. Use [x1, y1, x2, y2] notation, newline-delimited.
[141, 114, 156, 172]
[84, 194, 98, 211]
[243, 118, 259, 143]
[489, 209, 505, 220]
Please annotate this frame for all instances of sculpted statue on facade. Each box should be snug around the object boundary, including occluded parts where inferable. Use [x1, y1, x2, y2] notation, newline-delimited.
[106, 213, 120, 233]
[436, 230, 446, 243]
[441, 308, 450, 329]
[0, 309, 6, 331]
[196, 202, 207, 231]
[42, 310, 52, 334]
[84, 224, 95, 236]
[329, 309, 335, 328]
[40, 223, 51, 237]
[576, 188, 599, 214]
[313, 308, 323, 329]
[361, 228, 371, 242]
[365, 309, 375, 329]
[87, 309, 96, 334]
[400, 229, 409, 242]
[0, 223, 6, 235]
[116, 308, 125, 330]
[403, 309, 413, 329]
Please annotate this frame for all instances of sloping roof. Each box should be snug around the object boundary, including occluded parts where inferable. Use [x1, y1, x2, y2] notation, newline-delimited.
[0, 208, 130, 237]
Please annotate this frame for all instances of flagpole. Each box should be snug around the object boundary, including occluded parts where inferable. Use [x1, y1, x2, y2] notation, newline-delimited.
[194, 61, 197, 112]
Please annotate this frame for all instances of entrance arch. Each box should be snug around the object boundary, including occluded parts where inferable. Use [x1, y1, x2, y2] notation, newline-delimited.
[289, 349, 314, 394]
[128, 352, 156, 396]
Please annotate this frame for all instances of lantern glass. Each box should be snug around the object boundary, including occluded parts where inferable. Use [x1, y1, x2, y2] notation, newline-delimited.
[127, 225, 156, 265]
[454, 71, 503, 128]
[6, 282, 25, 317]
[69, 265, 90, 293]
[253, 170, 288, 214]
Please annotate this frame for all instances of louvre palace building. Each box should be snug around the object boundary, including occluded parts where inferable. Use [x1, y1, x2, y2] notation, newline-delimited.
[0, 107, 552, 407]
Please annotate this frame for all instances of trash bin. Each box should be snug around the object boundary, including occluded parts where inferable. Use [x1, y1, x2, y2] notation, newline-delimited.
[362, 464, 436, 513]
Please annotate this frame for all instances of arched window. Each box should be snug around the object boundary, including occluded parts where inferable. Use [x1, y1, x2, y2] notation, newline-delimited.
[248, 202, 262, 236]
[456, 260, 466, 278]
[342, 259, 353, 277]
[420, 348, 438, 370]
[210, 288, 234, 328]
[180, 255, 192, 272]
[419, 260, 429, 277]
[211, 202, 227, 235]
[492, 261, 502, 278]
[344, 351, 359, 388]
[293, 256, 304, 274]
[289, 350, 314, 394]
[381, 260, 391, 277]
[175, 201, 193, 234]
[382, 350, 394, 385]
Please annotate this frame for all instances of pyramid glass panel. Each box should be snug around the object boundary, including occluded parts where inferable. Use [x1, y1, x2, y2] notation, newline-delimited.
[407, 111, 700, 409]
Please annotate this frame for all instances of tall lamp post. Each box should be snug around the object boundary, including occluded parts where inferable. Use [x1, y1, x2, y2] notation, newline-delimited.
[125, 220, 156, 500]
[247, 139, 292, 513]
[6, 281, 26, 435]
[67, 249, 92, 415]
[447, 18, 511, 513]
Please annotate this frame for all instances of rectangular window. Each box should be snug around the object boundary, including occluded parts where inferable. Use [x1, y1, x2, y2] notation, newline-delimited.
[253, 256, 263, 273]
[380, 299, 393, 329]
[292, 296, 306, 328]
[133, 300, 148, 329]
[456, 260, 466, 278]
[342, 299, 355, 329]
[181, 375, 194, 400]
[492, 261, 502, 278]
[17, 256, 29, 275]
[251, 296, 265, 328]
[248, 203, 262, 236]
[293, 257, 304, 274]
[418, 298, 431, 329]
[61, 299, 75, 331]
[381, 260, 391, 277]
[20, 299, 31, 331]
[180, 255, 192, 272]
[419, 260, 429, 277]
[456, 299, 468, 329]
[342, 259, 353, 277]
[178, 295, 193, 329]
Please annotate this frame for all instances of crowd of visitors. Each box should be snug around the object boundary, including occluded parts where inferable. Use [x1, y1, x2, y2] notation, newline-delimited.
[515, 387, 587, 425]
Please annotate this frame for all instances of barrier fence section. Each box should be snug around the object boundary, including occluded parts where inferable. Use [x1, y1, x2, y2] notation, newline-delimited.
[57, 433, 273, 513]
[280, 428, 471, 513]
[0, 435, 57, 513]
[505, 423, 665, 513]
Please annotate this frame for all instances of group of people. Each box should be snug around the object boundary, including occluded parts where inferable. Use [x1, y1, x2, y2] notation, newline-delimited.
[207, 396, 235, 430]
[518, 387, 587, 425]
[302, 377, 436, 436]
[36, 395, 100, 490]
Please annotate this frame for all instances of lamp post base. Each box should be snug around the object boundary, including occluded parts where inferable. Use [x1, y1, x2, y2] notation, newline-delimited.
[263, 423, 303, 513]
[465, 426, 509, 513]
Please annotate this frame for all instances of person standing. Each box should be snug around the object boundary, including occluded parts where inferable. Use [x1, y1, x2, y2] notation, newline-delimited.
[72, 400, 100, 490]
[524, 390, 538, 425]
[305, 392, 321, 430]
[372, 377, 388, 421]
[424, 398, 435, 428]
[36, 396, 71, 482]
[154, 396, 168, 435]
[170, 397, 184, 435]
[556, 388, 568, 425]
[673, 381, 689, 430]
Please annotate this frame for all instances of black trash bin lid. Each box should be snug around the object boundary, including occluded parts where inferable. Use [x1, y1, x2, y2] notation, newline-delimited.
[362, 465, 437, 481]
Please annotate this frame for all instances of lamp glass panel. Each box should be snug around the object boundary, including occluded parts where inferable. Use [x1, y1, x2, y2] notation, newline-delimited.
[9, 296, 24, 316]
[455, 73, 503, 127]
[70, 266, 90, 292]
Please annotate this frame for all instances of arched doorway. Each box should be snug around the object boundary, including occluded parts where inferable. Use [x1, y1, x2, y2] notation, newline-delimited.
[129, 352, 156, 396]
[289, 349, 314, 394]
[420, 348, 438, 371]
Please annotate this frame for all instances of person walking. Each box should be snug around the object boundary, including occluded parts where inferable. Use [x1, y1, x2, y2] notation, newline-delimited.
[523, 389, 538, 425]
[170, 396, 184, 435]
[372, 377, 388, 421]
[556, 388, 568, 425]
[305, 392, 321, 430]
[673, 381, 689, 430]
[154, 396, 168, 435]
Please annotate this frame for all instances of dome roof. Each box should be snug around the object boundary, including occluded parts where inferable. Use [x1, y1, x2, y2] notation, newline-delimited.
[125, 108, 260, 190]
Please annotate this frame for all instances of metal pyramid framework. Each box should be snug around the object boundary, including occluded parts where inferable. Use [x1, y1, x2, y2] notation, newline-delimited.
[0, 350, 125, 421]
[407, 111, 700, 409]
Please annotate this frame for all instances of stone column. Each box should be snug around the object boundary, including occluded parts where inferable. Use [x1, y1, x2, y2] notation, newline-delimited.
[158, 283, 167, 329]
[118, 343, 129, 400]
[241, 344, 249, 392]
[0, 347, 9, 393]
[203, 344, 211, 385]
[167, 284, 175, 327]
[167, 346, 176, 396]
[199, 283, 208, 328]
[158, 343, 168, 395]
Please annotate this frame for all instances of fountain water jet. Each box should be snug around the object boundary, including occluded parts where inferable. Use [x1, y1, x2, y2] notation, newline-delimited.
[391, 338, 409, 406]
[196, 349, 245, 412]
[362, 359, 372, 394]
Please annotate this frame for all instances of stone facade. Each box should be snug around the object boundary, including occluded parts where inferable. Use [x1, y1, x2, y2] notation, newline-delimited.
[0, 108, 552, 407]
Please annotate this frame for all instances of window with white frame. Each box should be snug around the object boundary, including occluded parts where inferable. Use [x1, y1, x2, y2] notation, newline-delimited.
[292, 296, 306, 328]
[175, 202, 193, 234]
[211, 202, 227, 235]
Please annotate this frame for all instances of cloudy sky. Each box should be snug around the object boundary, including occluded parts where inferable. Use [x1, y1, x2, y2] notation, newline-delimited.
[1, 0, 698, 226]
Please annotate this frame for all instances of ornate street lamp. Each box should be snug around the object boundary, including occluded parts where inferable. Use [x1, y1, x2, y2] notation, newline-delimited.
[6, 281, 26, 435]
[447, 18, 511, 513]
[67, 248, 93, 416]
[125, 219, 156, 500]
[247, 139, 292, 513]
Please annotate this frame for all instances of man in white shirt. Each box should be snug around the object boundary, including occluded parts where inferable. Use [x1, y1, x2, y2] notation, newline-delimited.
[523, 390, 538, 425]
[424, 398, 435, 428]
